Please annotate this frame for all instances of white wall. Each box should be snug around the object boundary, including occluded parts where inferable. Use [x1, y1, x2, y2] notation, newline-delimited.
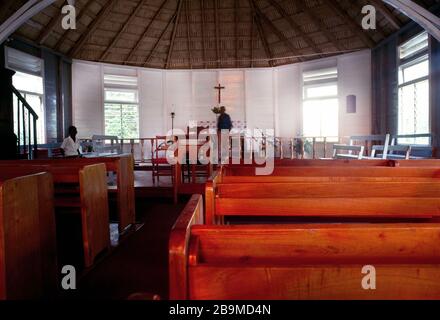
[72, 49, 372, 139]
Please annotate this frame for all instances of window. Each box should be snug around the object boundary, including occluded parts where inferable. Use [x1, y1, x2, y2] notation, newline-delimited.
[12, 71, 46, 144]
[302, 67, 339, 139]
[104, 74, 139, 139]
[398, 32, 430, 145]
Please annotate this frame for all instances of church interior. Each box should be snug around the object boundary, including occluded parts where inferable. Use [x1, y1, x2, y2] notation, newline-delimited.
[1, 0, 440, 301]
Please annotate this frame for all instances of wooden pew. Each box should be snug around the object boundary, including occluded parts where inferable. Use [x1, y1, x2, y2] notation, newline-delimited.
[0, 163, 111, 268]
[0, 172, 56, 299]
[0, 168, 58, 298]
[205, 164, 440, 224]
[0, 154, 135, 233]
[170, 195, 440, 300]
[48, 164, 111, 268]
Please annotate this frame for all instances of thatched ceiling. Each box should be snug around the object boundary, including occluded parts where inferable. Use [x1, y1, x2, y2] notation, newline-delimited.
[1, 0, 438, 69]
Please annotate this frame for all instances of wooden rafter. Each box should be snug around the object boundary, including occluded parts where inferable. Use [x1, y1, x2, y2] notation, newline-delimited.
[53, 0, 94, 52]
[36, 0, 65, 45]
[124, 0, 168, 65]
[185, 0, 192, 68]
[370, 0, 402, 30]
[266, 0, 322, 56]
[214, 0, 220, 68]
[249, 0, 273, 67]
[252, 0, 303, 63]
[68, 0, 118, 57]
[0, 0, 17, 22]
[235, 0, 239, 68]
[250, 13, 255, 68]
[200, 0, 206, 68]
[99, 0, 148, 62]
[296, 0, 345, 51]
[143, 11, 178, 66]
[325, 0, 376, 48]
[166, 0, 183, 69]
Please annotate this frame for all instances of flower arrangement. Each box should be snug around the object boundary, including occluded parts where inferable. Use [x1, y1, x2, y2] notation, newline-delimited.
[211, 106, 222, 114]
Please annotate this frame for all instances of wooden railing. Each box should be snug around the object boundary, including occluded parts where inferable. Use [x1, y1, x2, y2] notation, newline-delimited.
[12, 86, 38, 159]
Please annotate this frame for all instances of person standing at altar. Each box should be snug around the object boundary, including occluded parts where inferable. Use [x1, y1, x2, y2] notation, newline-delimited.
[217, 106, 232, 131]
[217, 106, 232, 163]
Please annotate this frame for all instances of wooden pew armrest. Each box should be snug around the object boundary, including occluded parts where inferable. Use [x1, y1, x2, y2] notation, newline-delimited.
[169, 195, 204, 300]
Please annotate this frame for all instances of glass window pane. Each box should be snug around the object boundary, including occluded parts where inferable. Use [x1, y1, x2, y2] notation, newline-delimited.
[398, 80, 430, 144]
[399, 58, 429, 84]
[303, 98, 338, 138]
[104, 90, 138, 103]
[104, 103, 139, 139]
[13, 72, 44, 94]
[305, 84, 337, 99]
[399, 32, 428, 60]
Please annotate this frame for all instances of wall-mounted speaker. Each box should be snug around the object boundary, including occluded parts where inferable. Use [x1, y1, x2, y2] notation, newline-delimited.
[347, 95, 357, 114]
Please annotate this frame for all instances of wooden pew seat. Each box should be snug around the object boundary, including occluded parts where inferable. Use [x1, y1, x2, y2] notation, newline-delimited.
[169, 195, 440, 300]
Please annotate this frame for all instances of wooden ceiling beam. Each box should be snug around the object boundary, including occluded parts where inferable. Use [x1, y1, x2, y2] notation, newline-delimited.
[249, 0, 273, 67]
[296, 0, 345, 51]
[166, 0, 183, 69]
[266, 0, 322, 57]
[325, 0, 376, 48]
[185, 0, 192, 68]
[143, 11, 178, 66]
[124, 0, 168, 65]
[0, 0, 17, 23]
[252, 0, 303, 63]
[99, 0, 148, 62]
[200, 0, 206, 68]
[235, 0, 238, 68]
[250, 13, 255, 68]
[36, 0, 66, 45]
[53, 0, 94, 51]
[214, 0, 220, 68]
[68, 0, 118, 57]
[369, 0, 402, 30]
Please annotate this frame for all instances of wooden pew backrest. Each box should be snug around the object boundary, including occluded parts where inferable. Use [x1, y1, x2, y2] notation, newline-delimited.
[184, 223, 440, 300]
[0, 175, 43, 299]
[78, 164, 110, 267]
[169, 195, 204, 300]
[0, 155, 135, 233]
[0, 170, 57, 297]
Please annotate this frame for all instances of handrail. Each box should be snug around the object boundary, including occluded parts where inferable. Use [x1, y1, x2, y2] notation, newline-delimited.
[11, 86, 39, 119]
[12, 85, 38, 159]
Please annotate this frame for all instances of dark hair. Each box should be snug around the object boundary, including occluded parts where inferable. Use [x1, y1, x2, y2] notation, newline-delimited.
[68, 126, 77, 134]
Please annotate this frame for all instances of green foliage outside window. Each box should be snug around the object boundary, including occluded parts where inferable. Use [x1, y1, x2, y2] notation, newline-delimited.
[105, 103, 139, 139]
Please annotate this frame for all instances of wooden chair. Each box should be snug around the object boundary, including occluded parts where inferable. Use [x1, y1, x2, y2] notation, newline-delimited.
[152, 136, 174, 183]
[391, 133, 434, 159]
[370, 145, 412, 160]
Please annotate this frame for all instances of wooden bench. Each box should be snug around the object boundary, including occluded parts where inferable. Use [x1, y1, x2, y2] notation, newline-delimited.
[0, 154, 135, 233]
[170, 195, 440, 300]
[0, 163, 111, 268]
[205, 165, 440, 224]
[332, 144, 365, 159]
[0, 172, 57, 299]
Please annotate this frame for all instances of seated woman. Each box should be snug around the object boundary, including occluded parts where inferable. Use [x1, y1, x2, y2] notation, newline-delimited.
[61, 126, 81, 158]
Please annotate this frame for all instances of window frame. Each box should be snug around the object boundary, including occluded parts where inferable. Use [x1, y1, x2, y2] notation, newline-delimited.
[103, 73, 140, 139]
[397, 31, 431, 145]
[302, 67, 339, 139]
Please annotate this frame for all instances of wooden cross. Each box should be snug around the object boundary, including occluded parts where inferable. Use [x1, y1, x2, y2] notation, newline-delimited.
[214, 83, 225, 104]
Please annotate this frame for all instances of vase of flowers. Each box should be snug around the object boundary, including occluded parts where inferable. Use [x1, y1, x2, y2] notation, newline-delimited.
[211, 106, 222, 115]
